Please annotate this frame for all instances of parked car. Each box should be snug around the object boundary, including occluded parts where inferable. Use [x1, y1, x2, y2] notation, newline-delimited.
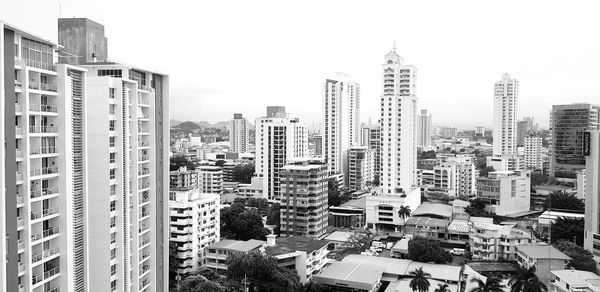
[450, 248, 465, 256]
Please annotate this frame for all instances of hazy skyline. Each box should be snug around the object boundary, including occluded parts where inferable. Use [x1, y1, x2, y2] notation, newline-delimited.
[3, 0, 599, 129]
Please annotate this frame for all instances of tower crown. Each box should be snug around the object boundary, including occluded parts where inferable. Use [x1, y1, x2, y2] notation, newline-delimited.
[384, 41, 404, 64]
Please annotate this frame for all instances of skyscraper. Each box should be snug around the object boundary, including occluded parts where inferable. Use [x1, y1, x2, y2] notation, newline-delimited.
[322, 73, 360, 186]
[229, 113, 249, 153]
[1, 21, 89, 292]
[360, 124, 381, 184]
[59, 18, 169, 292]
[584, 130, 600, 256]
[347, 146, 374, 192]
[380, 44, 418, 194]
[550, 103, 600, 178]
[417, 109, 432, 147]
[493, 73, 519, 157]
[524, 135, 543, 170]
[255, 106, 308, 201]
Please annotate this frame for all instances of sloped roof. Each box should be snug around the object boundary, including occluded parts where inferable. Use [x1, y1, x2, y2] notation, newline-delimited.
[412, 203, 453, 218]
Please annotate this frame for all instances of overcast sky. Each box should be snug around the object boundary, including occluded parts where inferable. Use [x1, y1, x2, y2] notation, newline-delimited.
[2, 0, 599, 129]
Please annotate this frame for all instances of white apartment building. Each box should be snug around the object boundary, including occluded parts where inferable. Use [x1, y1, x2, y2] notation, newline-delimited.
[360, 124, 381, 184]
[229, 113, 249, 153]
[524, 135, 543, 170]
[255, 106, 308, 201]
[169, 189, 219, 276]
[322, 73, 360, 185]
[584, 130, 600, 258]
[417, 109, 432, 147]
[196, 165, 223, 194]
[347, 146, 374, 192]
[429, 156, 476, 198]
[493, 73, 519, 157]
[476, 170, 531, 216]
[470, 220, 534, 261]
[1, 22, 89, 292]
[279, 161, 329, 238]
[380, 43, 418, 196]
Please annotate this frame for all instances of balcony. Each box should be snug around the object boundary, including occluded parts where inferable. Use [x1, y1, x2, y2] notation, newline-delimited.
[16, 57, 55, 71]
[138, 127, 149, 134]
[16, 194, 24, 205]
[31, 226, 60, 242]
[30, 146, 58, 155]
[28, 81, 57, 92]
[32, 266, 60, 285]
[139, 183, 150, 190]
[139, 264, 150, 276]
[138, 84, 154, 92]
[29, 126, 58, 134]
[31, 246, 60, 263]
[31, 186, 59, 199]
[30, 166, 59, 177]
[31, 207, 60, 220]
[29, 104, 58, 113]
[139, 252, 150, 262]
[16, 149, 23, 159]
[18, 262, 25, 273]
[138, 97, 149, 105]
[17, 239, 25, 251]
[139, 155, 149, 162]
[15, 103, 23, 112]
[139, 238, 151, 248]
[138, 168, 150, 176]
[17, 217, 24, 228]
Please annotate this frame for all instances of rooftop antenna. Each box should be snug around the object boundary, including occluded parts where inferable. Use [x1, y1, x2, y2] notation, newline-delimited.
[392, 40, 396, 52]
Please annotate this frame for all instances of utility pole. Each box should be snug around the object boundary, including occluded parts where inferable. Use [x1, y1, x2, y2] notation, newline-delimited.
[242, 274, 248, 292]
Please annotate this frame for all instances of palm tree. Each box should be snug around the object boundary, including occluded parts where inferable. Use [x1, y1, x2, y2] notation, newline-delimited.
[435, 283, 450, 292]
[409, 267, 431, 292]
[470, 276, 504, 292]
[509, 267, 547, 292]
[398, 205, 411, 219]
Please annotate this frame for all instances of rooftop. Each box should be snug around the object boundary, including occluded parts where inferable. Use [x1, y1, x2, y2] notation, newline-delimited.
[405, 216, 449, 228]
[207, 239, 265, 252]
[551, 269, 600, 288]
[516, 244, 571, 260]
[447, 219, 470, 233]
[323, 231, 360, 243]
[264, 237, 328, 256]
[467, 262, 519, 273]
[412, 203, 453, 218]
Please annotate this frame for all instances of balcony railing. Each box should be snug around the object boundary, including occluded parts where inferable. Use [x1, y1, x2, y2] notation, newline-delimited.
[30, 146, 57, 155]
[139, 155, 149, 161]
[139, 264, 150, 276]
[18, 262, 25, 273]
[138, 168, 150, 176]
[15, 57, 55, 71]
[29, 81, 57, 92]
[29, 104, 58, 113]
[29, 126, 58, 134]
[30, 166, 59, 177]
[17, 239, 25, 251]
[139, 183, 150, 190]
[139, 253, 150, 262]
[138, 84, 154, 92]
[31, 226, 60, 242]
[31, 207, 60, 220]
[31, 186, 59, 199]
[138, 127, 149, 133]
[31, 266, 60, 285]
[17, 217, 24, 228]
[139, 238, 151, 248]
[31, 246, 60, 263]
[16, 194, 24, 205]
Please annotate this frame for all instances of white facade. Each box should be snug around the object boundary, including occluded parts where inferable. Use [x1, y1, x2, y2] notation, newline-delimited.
[1, 22, 89, 292]
[84, 63, 169, 292]
[584, 131, 600, 257]
[322, 73, 360, 185]
[524, 135, 543, 170]
[168, 189, 219, 276]
[493, 73, 519, 157]
[417, 109, 432, 147]
[365, 190, 421, 232]
[380, 44, 418, 195]
[476, 170, 531, 216]
[430, 156, 476, 198]
[196, 165, 223, 194]
[347, 146, 374, 192]
[470, 221, 533, 261]
[255, 107, 308, 201]
[229, 113, 249, 153]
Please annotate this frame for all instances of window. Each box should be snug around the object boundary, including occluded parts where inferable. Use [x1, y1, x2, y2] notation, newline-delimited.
[110, 153, 116, 164]
[109, 137, 115, 147]
[110, 169, 116, 180]
[109, 104, 116, 115]
[100, 70, 123, 78]
[110, 200, 116, 212]
[109, 120, 115, 131]
[110, 264, 116, 276]
[109, 87, 116, 99]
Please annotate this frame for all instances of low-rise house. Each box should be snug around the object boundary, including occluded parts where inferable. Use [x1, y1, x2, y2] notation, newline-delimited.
[203, 239, 266, 272]
[550, 269, 600, 292]
[404, 217, 448, 240]
[516, 244, 571, 285]
[328, 197, 366, 229]
[263, 235, 330, 283]
[313, 254, 462, 292]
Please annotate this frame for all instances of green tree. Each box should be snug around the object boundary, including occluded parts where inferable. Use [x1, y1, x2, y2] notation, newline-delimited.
[302, 281, 325, 292]
[328, 178, 342, 207]
[169, 242, 179, 286]
[465, 198, 490, 217]
[407, 237, 452, 264]
[246, 197, 269, 213]
[479, 166, 495, 177]
[170, 155, 195, 171]
[530, 172, 549, 186]
[435, 283, 450, 292]
[420, 150, 437, 159]
[179, 272, 226, 292]
[551, 216, 584, 246]
[220, 203, 270, 240]
[215, 159, 226, 167]
[266, 203, 281, 226]
[398, 205, 411, 219]
[509, 267, 547, 292]
[409, 267, 431, 292]
[232, 163, 255, 183]
[555, 240, 597, 273]
[546, 191, 584, 211]
[227, 252, 302, 292]
[470, 277, 504, 292]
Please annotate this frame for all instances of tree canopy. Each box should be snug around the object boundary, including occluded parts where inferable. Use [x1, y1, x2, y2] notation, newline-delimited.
[530, 172, 549, 186]
[227, 252, 302, 292]
[232, 163, 255, 183]
[328, 178, 350, 207]
[551, 216, 584, 246]
[170, 155, 196, 171]
[220, 203, 270, 240]
[509, 267, 547, 292]
[546, 191, 584, 212]
[478, 166, 495, 177]
[555, 240, 599, 274]
[469, 277, 504, 292]
[407, 237, 452, 264]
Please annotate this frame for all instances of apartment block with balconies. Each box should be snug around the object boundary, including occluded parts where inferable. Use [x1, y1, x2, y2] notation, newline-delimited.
[196, 165, 223, 194]
[168, 189, 219, 276]
[469, 220, 534, 261]
[476, 170, 530, 216]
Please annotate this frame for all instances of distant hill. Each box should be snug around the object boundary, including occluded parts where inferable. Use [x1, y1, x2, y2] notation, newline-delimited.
[170, 119, 183, 126]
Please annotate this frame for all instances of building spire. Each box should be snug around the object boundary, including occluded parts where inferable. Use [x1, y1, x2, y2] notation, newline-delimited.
[392, 40, 396, 52]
